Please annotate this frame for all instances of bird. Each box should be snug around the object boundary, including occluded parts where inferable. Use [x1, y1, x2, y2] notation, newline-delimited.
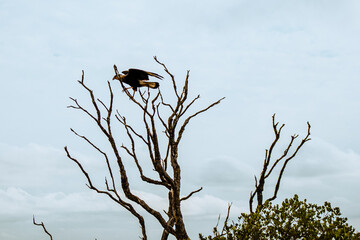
[112, 68, 163, 96]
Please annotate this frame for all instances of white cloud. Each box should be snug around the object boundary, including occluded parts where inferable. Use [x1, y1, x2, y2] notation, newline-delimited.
[182, 194, 243, 217]
[0, 143, 106, 192]
[195, 156, 255, 187]
[0, 187, 122, 218]
[286, 137, 360, 178]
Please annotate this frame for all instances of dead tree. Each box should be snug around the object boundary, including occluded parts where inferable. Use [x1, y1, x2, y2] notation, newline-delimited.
[65, 56, 224, 240]
[249, 114, 311, 213]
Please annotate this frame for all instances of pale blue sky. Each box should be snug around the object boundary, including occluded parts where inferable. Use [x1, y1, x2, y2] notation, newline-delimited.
[1, 0, 360, 239]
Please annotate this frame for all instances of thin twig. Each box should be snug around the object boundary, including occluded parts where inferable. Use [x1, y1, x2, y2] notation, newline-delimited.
[221, 203, 232, 235]
[33, 215, 53, 240]
[154, 56, 179, 99]
[176, 97, 225, 145]
[180, 187, 203, 201]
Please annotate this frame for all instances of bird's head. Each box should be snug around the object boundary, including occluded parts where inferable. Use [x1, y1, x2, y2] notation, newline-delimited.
[112, 74, 123, 81]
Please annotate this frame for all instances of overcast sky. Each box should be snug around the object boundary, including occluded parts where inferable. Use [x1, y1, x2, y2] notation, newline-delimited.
[1, 0, 360, 239]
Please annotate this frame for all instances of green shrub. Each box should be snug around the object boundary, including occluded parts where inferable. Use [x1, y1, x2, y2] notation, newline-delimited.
[200, 195, 359, 240]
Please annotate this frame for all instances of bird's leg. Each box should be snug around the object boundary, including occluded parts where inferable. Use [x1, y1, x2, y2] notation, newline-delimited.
[122, 86, 133, 92]
[126, 90, 136, 100]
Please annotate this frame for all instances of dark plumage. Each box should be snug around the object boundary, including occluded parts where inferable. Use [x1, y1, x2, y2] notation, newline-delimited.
[112, 68, 163, 93]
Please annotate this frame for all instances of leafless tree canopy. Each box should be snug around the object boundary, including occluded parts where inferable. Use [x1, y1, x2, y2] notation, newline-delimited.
[249, 114, 311, 213]
[65, 57, 224, 240]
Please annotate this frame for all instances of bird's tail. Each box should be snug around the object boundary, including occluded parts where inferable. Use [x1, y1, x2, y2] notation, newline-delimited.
[139, 80, 159, 89]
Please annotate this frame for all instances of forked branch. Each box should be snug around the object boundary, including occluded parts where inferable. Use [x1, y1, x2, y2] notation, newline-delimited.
[249, 114, 311, 213]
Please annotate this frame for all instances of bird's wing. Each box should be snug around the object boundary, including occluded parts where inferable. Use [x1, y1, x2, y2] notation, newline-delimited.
[145, 71, 163, 80]
[128, 68, 163, 80]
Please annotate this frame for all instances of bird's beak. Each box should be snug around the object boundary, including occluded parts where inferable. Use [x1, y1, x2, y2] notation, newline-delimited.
[112, 76, 117, 80]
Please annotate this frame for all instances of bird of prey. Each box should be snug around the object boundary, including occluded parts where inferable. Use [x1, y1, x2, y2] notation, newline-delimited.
[113, 68, 163, 96]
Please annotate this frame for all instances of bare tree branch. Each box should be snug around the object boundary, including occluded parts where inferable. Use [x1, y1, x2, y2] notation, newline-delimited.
[249, 114, 311, 213]
[64, 146, 148, 239]
[154, 56, 179, 99]
[267, 121, 311, 202]
[69, 128, 117, 192]
[33, 215, 53, 240]
[179, 94, 200, 118]
[265, 134, 297, 179]
[208, 202, 232, 238]
[66, 58, 224, 240]
[115, 111, 149, 145]
[180, 187, 203, 201]
[221, 203, 232, 235]
[176, 97, 225, 145]
[159, 91, 175, 112]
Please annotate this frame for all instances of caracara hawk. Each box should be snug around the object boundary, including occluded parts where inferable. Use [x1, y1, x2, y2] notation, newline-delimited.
[113, 68, 163, 96]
